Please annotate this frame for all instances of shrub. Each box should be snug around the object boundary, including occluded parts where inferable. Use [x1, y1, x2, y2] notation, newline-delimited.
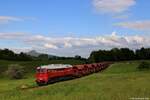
[137, 61, 150, 70]
[6, 64, 25, 79]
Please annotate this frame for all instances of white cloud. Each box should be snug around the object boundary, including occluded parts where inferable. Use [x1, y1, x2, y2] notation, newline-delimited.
[0, 32, 25, 39]
[93, 0, 136, 14]
[115, 20, 150, 31]
[0, 32, 149, 57]
[26, 35, 51, 43]
[0, 16, 36, 24]
[64, 42, 72, 48]
[44, 43, 58, 49]
[0, 16, 22, 24]
[22, 32, 150, 57]
[113, 14, 129, 19]
[37, 33, 149, 49]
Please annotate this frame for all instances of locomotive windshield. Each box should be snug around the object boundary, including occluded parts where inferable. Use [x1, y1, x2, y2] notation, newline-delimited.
[37, 68, 47, 73]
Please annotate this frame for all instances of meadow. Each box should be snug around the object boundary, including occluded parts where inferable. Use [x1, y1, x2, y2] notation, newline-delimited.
[0, 60, 150, 100]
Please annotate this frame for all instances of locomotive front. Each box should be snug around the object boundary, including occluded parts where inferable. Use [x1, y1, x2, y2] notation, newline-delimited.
[35, 67, 49, 85]
[35, 64, 73, 86]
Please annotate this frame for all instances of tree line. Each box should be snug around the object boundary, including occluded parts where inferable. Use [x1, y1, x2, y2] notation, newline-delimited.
[1, 48, 150, 62]
[88, 47, 150, 63]
[0, 49, 32, 61]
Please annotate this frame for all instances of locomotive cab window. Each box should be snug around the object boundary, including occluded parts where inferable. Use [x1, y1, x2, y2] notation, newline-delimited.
[37, 68, 47, 73]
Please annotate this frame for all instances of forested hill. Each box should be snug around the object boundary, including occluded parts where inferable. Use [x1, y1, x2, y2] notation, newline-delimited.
[88, 47, 150, 63]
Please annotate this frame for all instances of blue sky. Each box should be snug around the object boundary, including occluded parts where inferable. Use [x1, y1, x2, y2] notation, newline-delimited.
[0, 0, 150, 57]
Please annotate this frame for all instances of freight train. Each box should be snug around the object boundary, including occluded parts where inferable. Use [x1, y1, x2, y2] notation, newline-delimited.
[35, 62, 112, 86]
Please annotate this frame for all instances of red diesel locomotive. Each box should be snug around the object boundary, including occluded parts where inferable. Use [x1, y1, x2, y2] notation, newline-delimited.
[35, 62, 111, 85]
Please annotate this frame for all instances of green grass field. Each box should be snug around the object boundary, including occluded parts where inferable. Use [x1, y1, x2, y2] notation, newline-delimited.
[0, 60, 150, 100]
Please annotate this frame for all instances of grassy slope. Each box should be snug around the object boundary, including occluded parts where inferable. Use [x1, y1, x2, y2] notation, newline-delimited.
[0, 61, 150, 100]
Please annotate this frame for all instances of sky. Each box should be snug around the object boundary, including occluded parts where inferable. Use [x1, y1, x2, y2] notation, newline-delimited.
[0, 0, 150, 57]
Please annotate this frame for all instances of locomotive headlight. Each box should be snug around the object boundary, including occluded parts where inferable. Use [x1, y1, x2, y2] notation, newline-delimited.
[39, 78, 43, 80]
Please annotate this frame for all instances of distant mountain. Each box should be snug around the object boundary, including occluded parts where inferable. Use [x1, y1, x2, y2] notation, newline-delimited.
[26, 50, 57, 58]
[26, 50, 41, 57]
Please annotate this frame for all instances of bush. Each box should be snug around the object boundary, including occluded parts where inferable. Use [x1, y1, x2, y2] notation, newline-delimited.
[6, 64, 25, 79]
[137, 61, 150, 70]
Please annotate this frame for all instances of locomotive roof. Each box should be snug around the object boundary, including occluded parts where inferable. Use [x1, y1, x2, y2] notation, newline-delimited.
[38, 64, 73, 69]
